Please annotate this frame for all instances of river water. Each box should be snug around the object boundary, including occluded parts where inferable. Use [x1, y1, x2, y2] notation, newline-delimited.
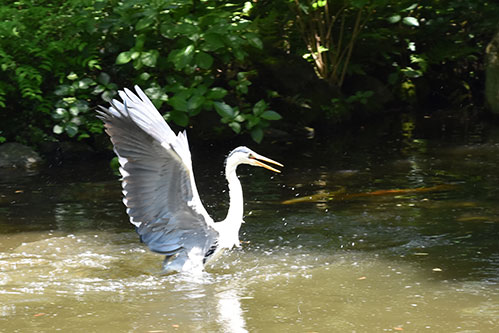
[1, 116, 499, 332]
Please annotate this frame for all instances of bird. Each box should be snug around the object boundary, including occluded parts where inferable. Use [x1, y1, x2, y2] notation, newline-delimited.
[97, 86, 282, 274]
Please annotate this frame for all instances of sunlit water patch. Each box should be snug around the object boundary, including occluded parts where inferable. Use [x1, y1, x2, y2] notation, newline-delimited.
[0, 230, 498, 332]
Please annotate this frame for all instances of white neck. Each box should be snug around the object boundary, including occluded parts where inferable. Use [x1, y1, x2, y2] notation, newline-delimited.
[214, 161, 244, 248]
[225, 163, 244, 223]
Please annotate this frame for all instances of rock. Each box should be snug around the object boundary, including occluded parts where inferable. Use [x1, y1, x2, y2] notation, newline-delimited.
[0, 142, 42, 169]
[485, 31, 499, 114]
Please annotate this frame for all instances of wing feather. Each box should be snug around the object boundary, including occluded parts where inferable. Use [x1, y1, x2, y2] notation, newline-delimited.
[98, 86, 217, 258]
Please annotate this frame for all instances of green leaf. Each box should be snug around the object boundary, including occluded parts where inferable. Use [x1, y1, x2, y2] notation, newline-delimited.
[116, 51, 132, 64]
[170, 110, 189, 127]
[69, 106, 79, 116]
[195, 52, 214, 69]
[402, 17, 419, 27]
[53, 124, 64, 134]
[234, 49, 247, 61]
[93, 85, 105, 94]
[168, 95, 188, 112]
[160, 23, 175, 39]
[183, 44, 195, 57]
[247, 115, 260, 129]
[102, 90, 115, 102]
[245, 33, 263, 50]
[65, 123, 78, 137]
[141, 50, 159, 67]
[78, 78, 94, 89]
[252, 100, 267, 115]
[403, 3, 418, 11]
[194, 85, 208, 96]
[237, 82, 249, 94]
[214, 101, 235, 118]
[203, 33, 225, 51]
[52, 108, 68, 120]
[98, 72, 110, 85]
[401, 67, 422, 78]
[187, 95, 205, 110]
[135, 34, 146, 50]
[136, 17, 153, 31]
[145, 87, 168, 102]
[88, 59, 101, 70]
[312, 0, 327, 8]
[67, 72, 78, 80]
[110, 156, 119, 173]
[54, 85, 71, 96]
[175, 23, 199, 35]
[261, 110, 282, 120]
[229, 122, 241, 133]
[251, 127, 263, 143]
[387, 15, 401, 24]
[131, 51, 141, 60]
[243, 1, 253, 13]
[169, 45, 195, 70]
[71, 116, 82, 125]
[207, 87, 227, 100]
[139, 72, 151, 81]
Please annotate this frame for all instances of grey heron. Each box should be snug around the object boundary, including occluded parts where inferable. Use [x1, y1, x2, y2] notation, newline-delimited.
[97, 86, 282, 274]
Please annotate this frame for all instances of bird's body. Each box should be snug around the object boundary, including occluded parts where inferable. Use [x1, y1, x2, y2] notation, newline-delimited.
[98, 86, 282, 274]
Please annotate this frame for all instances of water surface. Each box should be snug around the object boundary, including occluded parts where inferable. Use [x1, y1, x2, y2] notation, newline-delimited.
[1, 119, 499, 332]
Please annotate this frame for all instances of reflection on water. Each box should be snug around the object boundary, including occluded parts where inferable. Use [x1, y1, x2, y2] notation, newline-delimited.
[216, 285, 247, 333]
[1, 121, 499, 331]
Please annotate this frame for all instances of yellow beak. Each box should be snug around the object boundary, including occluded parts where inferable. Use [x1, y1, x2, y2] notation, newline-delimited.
[251, 153, 283, 173]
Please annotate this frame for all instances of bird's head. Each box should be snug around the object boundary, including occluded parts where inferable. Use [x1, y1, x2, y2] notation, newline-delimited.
[226, 146, 283, 173]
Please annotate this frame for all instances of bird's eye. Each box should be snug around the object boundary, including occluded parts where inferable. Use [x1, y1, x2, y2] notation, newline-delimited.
[248, 154, 254, 159]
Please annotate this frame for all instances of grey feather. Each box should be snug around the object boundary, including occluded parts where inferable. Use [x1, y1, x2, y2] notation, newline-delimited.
[98, 86, 218, 272]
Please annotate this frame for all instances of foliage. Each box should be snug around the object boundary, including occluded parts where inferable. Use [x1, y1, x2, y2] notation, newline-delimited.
[1, 0, 498, 147]
[0, 0, 281, 146]
[52, 72, 117, 139]
[363, 1, 499, 105]
[324, 90, 374, 121]
[254, 0, 499, 117]
[105, 0, 281, 142]
[0, 1, 62, 144]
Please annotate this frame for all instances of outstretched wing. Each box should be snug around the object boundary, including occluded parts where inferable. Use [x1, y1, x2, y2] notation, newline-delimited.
[97, 86, 217, 256]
